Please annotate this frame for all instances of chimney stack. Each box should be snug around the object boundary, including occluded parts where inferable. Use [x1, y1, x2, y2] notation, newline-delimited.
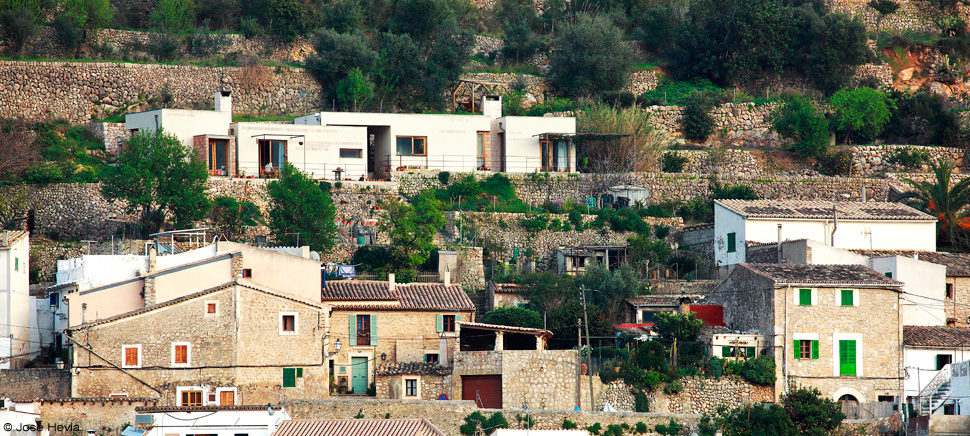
[215, 90, 232, 113]
[482, 95, 502, 119]
[148, 244, 157, 272]
[444, 270, 451, 287]
[388, 273, 395, 291]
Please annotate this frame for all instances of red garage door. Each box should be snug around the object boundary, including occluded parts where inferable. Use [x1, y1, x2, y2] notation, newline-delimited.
[462, 375, 502, 409]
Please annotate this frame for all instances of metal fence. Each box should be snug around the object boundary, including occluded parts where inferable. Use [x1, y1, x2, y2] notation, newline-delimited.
[353, 272, 442, 283]
[842, 402, 896, 419]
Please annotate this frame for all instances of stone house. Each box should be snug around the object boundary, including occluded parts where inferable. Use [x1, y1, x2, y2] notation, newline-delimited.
[453, 321, 578, 410]
[375, 362, 452, 401]
[699, 329, 767, 361]
[486, 282, 530, 312]
[555, 245, 628, 275]
[708, 263, 904, 404]
[68, 279, 331, 405]
[623, 295, 702, 324]
[321, 276, 475, 395]
[0, 231, 31, 369]
[714, 199, 937, 278]
[63, 241, 321, 328]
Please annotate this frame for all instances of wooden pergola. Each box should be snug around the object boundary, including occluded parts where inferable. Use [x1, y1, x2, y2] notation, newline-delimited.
[451, 79, 510, 113]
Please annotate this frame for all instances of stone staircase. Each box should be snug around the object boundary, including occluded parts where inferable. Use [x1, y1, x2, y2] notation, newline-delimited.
[918, 363, 952, 416]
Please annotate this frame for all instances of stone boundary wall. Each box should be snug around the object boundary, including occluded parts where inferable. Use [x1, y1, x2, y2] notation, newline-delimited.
[38, 398, 158, 436]
[828, 0, 970, 33]
[0, 369, 71, 400]
[852, 145, 964, 175]
[670, 149, 762, 175]
[0, 60, 321, 124]
[455, 211, 681, 266]
[395, 171, 893, 207]
[647, 376, 774, 415]
[647, 102, 779, 147]
[287, 399, 700, 436]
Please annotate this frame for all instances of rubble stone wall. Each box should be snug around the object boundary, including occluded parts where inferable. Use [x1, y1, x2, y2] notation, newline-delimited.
[0, 369, 71, 400]
[648, 376, 774, 414]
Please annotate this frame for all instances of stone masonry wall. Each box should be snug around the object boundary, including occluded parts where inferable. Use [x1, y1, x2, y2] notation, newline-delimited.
[647, 102, 779, 147]
[0, 369, 71, 400]
[852, 145, 965, 175]
[85, 122, 130, 156]
[648, 376, 774, 414]
[0, 60, 321, 124]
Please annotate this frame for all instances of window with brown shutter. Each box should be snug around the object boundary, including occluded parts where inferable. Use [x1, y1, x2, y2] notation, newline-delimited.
[282, 315, 295, 332]
[181, 390, 203, 406]
[124, 346, 139, 367]
[207, 303, 216, 314]
[220, 390, 235, 406]
[174, 345, 188, 364]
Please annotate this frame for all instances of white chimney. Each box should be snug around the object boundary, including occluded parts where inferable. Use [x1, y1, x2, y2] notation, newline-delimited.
[215, 90, 232, 113]
[388, 273, 395, 291]
[482, 95, 502, 119]
[443, 271, 451, 287]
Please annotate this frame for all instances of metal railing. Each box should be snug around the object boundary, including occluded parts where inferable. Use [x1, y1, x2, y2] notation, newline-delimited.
[235, 159, 369, 180]
[380, 154, 572, 178]
[918, 363, 952, 416]
[353, 272, 442, 283]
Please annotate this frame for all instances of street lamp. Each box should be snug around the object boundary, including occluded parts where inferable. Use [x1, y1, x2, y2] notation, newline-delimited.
[335, 339, 342, 352]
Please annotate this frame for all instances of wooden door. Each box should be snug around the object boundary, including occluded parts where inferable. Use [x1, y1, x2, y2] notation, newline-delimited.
[351, 357, 368, 394]
[461, 375, 502, 409]
[219, 390, 235, 406]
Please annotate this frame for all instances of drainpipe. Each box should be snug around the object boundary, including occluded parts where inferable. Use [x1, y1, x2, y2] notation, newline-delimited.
[830, 206, 838, 247]
[777, 224, 783, 264]
[783, 284, 790, 400]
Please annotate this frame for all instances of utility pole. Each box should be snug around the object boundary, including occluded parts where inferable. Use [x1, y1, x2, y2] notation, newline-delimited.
[576, 318, 582, 411]
[580, 286, 593, 410]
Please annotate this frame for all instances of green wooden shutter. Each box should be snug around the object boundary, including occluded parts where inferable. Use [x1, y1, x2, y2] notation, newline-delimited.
[436, 315, 443, 333]
[746, 347, 755, 358]
[283, 368, 296, 387]
[840, 340, 857, 375]
[811, 340, 819, 359]
[885, 272, 892, 278]
[348, 314, 356, 346]
[727, 233, 736, 253]
[722, 346, 732, 357]
[456, 314, 462, 323]
[297, 367, 303, 378]
[370, 315, 378, 346]
[793, 340, 801, 359]
[841, 290, 853, 306]
[799, 289, 811, 305]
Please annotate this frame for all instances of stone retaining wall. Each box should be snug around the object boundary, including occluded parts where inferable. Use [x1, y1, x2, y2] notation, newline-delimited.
[852, 145, 964, 175]
[0, 369, 71, 400]
[648, 376, 774, 415]
[0, 60, 321, 124]
[85, 122, 129, 156]
[647, 102, 779, 147]
[828, 0, 970, 33]
[38, 398, 158, 436]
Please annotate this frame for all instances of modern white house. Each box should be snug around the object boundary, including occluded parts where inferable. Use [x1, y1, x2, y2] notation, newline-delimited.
[295, 95, 578, 177]
[136, 405, 290, 436]
[0, 231, 31, 369]
[125, 91, 234, 152]
[903, 326, 970, 416]
[714, 200, 937, 277]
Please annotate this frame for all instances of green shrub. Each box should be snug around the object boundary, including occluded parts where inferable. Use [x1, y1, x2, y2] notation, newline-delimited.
[604, 424, 624, 436]
[682, 101, 714, 142]
[568, 209, 584, 229]
[663, 379, 684, 394]
[591, 347, 631, 361]
[482, 307, 543, 329]
[520, 214, 549, 232]
[437, 171, 451, 185]
[655, 419, 683, 436]
[636, 340, 666, 371]
[727, 355, 777, 385]
[148, 33, 183, 62]
[635, 421, 649, 433]
[526, 97, 575, 116]
[586, 422, 602, 435]
[662, 151, 688, 172]
[640, 78, 723, 106]
[887, 146, 931, 169]
[815, 150, 855, 176]
[460, 411, 509, 436]
[771, 96, 831, 158]
[830, 87, 895, 144]
[711, 179, 759, 200]
[563, 419, 578, 430]
[706, 356, 725, 378]
[602, 91, 636, 108]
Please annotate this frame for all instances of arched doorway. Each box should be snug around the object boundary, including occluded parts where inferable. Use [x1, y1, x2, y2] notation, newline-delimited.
[839, 394, 859, 405]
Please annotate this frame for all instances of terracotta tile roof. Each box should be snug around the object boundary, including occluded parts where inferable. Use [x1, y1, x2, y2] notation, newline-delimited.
[491, 282, 525, 294]
[715, 200, 936, 221]
[740, 263, 903, 286]
[625, 295, 704, 306]
[458, 321, 553, 338]
[376, 362, 452, 376]
[904, 326, 970, 347]
[0, 231, 28, 247]
[323, 281, 475, 311]
[273, 419, 445, 436]
[137, 405, 283, 413]
[849, 250, 970, 277]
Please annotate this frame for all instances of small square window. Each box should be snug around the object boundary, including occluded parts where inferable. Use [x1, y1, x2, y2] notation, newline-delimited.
[442, 315, 456, 333]
[726, 233, 736, 253]
[282, 314, 296, 333]
[798, 289, 812, 305]
[946, 283, 954, 299]
[425, 353, 439, 363]
[405, 378, 418, 397]
[243, 268, 253, 278]
[840, 290, 854, 306]
[172, 343, 190, 366]
[207, 303, 217, 314]
[122, 345, 141, 368]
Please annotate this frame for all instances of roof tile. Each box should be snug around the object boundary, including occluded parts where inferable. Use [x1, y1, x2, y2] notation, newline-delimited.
[741, 263, 903, 286]
[716, 200, 936, 221]
[323, 281, 475, 311]
[904, 326, 970, 347]
[273, 419, 445, 436]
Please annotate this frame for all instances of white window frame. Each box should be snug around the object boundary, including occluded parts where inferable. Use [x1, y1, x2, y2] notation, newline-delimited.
[204, 300, 219, 316]
[838, 289, 859, 307]
[404, 377, 420, 398]
[176, 386, 207, 406]
[215, 387, 238, 406]
[280, 312, 299, 335]
[171, 342, 191, 367]
[122, 344, 142, 368]
[793, 288, 818, 306]
[832, 333, 863, 377]
[108, 392, 129, 398]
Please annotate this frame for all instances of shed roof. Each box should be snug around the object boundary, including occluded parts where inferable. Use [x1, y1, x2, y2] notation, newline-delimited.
[322, 280, 475, 311]
[273, 419, 445, 436]
[715, 200, 935, 221]
[625, 295, 704, 306]
[458, 321, 553, 338]
[904, 325, 970, 348]
[740, 263, 903, 287]
[376, 362, 452, 376]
